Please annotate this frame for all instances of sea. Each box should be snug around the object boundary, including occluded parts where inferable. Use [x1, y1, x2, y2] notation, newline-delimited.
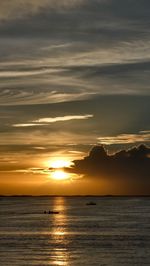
[0, 196, 150, 266]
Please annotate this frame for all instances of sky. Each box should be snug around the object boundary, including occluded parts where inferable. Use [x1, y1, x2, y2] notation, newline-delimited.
[0, 0, 150, 195]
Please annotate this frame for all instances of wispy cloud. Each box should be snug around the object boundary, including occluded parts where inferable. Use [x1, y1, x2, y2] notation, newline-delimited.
[13, 168, 48, 175]
[0, 0, 85, 21]
[35, 115, 93, 123]
[0, 0, 150, 107]
[0, 68, 61, 78]
[13, 114, 93, 127]
[13, 123, 44, 127]
[98, 131, 150, 145]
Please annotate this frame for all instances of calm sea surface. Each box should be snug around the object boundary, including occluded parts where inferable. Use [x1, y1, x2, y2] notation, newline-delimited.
[0, 196, 150, 266]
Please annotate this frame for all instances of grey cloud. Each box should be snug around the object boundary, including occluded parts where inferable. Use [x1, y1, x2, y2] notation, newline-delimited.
[98, 131, 150, 145]
[0, 59, 150, 106]
[0, 0, 150, 107]
[0, 95, 149, 157]
[66, 144, 150, 194]
[0, 0, 85, 21]
[0, 0, 150, 41]
[68, 61, 150, 78]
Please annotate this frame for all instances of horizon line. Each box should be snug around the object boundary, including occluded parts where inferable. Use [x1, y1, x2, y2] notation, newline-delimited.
[0, 194, 150, 197]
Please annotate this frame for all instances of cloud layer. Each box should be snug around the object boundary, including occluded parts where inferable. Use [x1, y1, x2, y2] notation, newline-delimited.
[0, 0, 85, 21]
[0, 0, 150, 106]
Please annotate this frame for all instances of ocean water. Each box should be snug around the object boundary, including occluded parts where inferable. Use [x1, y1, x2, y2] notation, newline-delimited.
[0, 196, 150, 266]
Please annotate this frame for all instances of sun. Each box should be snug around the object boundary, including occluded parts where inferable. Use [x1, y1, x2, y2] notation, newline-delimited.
[51, 170, 70, 181]
[49, 159, 72, 181]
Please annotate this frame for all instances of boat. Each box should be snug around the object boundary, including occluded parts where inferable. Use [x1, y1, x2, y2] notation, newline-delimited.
[86, 202, 96, 206]
[44, 210, 59, 214]
[48, 210, 59, 214]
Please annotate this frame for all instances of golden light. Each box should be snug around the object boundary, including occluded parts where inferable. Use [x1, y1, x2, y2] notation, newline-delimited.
[50, 159, 71, 169]
[51, 170, 70, 181]
[47, 158, 73, 181]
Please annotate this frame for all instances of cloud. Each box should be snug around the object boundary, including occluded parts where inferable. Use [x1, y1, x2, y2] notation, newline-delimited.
[66, 144, 150, 194]
[0, 68, 61, 78]
[14, 167, 47, 175]
[0, 89, 94, 106]
[12, 114, 93, 127]
[1, 49, 150, 107]
[34, 114, 93, 123]
[0, 0, 85, 21]
[13, 123, 44, 127]
[0, 0, 150, 107]
[98, 131, 150, 144]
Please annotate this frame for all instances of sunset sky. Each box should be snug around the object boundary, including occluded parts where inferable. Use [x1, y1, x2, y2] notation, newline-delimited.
[0, 0, 150, 195]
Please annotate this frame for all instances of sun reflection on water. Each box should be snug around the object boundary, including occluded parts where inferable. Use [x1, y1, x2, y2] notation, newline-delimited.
[49, 197, 69, 266]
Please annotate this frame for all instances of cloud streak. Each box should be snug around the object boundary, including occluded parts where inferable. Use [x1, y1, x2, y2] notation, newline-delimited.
[98, 131, 150, 145]
[13, 114, 93, 127]
[35, 114, 93, 123]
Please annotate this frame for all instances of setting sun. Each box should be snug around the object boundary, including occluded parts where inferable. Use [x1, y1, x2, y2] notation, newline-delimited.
[51, 170, 70, 181]
[48, 159, 72, 181]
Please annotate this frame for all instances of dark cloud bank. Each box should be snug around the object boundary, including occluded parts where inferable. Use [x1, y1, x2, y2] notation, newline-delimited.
[67, 144, 150, 194]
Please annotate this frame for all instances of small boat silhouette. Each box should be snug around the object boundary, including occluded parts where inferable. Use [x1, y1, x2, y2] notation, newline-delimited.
[48, 210, 59, 214]
[86, 201, 96, 206]
[44, 210, 59, 214]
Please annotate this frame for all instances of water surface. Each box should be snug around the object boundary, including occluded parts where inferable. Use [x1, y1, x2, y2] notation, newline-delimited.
[0, 196, 150, 265]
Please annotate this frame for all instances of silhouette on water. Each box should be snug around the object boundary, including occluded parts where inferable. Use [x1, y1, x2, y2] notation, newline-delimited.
[44, 210, 59, 214]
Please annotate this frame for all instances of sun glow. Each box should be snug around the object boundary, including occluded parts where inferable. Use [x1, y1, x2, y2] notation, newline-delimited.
[51, 170, 70, 181]
[49, 159, 72, 181]
[50, 159, 71, 169]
